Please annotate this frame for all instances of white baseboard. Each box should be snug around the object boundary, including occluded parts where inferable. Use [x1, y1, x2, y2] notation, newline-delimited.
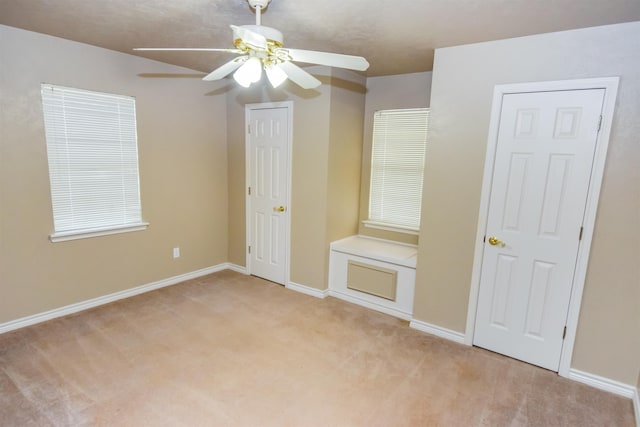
[328, 289, 412, 321]
[568, 369, 636, 399]
[633, 386, 639, 427]
[568, 369, 639, 426]
[0, 263, 231, 335]
[409, 319, 466, 344]
[285, 281, 329, 299]
[226, 263, 248, 274]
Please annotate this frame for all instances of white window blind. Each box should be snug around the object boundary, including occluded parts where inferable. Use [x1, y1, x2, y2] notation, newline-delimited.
[368, 108, 430, 231]
[41, 84, 146, 241]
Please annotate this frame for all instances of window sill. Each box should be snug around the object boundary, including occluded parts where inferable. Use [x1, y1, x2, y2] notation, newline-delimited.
[49, 222, 149, 243]
[362, 220, 419, 236]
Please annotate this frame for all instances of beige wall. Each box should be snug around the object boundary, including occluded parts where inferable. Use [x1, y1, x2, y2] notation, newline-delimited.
[413, 22, 640, 385]
[226, 69, 331, 287]
[0, 25, 229, 323]
[4, 21, 636, 389]
[226, 68, 365, 289]
[326, 68, 366, 273]
[358, 72, 432, 245]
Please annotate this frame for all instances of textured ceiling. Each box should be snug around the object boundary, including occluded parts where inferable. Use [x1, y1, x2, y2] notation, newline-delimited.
[1, 0, 640, 77]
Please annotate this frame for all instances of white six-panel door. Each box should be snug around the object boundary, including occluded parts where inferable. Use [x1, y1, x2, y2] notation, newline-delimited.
[247, 106, 290, 284]
[474, 89, 605, 371]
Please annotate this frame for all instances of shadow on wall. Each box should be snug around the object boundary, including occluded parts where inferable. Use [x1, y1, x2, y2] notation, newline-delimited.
[137, 73, 207, 78]
[317, 75, 367, 94]
[137, 73, 237, 97]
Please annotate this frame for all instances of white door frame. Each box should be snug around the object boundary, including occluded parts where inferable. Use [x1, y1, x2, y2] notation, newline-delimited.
[465, 77, 619, 377]
[245, 101, 294, 284]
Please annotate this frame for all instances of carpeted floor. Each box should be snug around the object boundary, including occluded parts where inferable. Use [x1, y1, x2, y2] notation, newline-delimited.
[0, 270, 635, 426]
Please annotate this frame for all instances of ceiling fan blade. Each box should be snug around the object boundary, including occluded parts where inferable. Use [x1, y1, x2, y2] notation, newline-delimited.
[203, 56, 248, 81]
[283, 48, 369, 71]
[278, 61, 321, 89]
[230, 25, 267, 50]
[134, 48, 242, 53]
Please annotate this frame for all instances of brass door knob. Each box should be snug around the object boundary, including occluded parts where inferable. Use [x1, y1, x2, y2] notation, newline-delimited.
[273, 206, 286, 212]
[488, 236, 506, 247]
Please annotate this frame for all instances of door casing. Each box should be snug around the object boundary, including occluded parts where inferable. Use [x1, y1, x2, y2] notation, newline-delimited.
[245, 101, 293, 284]
[465, 77, 619, 378]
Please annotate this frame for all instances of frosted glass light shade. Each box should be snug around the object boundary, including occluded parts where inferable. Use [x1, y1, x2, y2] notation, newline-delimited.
[265, 64, 288, 88]
[233, 56, 262, 87]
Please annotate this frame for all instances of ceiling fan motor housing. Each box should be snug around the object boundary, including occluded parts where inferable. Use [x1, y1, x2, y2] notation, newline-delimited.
[248, 0, 271, 10]
[241, 25, 283, 45]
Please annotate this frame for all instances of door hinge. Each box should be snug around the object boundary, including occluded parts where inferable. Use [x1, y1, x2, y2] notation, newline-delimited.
[247, 124, 251, 134]
[483, 235, 486, 243]
[248, 245, 251, 254]
[597, 115, 603, 132]
[248, 186, 251, 196]
[562, 326, 567, 340]
[579, 226, 583, 241]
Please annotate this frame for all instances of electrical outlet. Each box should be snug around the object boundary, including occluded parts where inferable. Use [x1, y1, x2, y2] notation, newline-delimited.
[173, 247, 180, 258]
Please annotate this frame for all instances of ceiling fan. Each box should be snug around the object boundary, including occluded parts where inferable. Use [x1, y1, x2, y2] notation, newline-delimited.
[134, 0, 369, 89]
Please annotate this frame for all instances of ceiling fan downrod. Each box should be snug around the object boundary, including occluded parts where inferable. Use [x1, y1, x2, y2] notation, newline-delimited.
[247, 0, 271, 26]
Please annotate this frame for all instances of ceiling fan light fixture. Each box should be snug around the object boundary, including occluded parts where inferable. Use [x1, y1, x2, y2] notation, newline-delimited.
[134, 0, 369, 90]
[265, 63, 288, 88]
[233, 56, 262, 87]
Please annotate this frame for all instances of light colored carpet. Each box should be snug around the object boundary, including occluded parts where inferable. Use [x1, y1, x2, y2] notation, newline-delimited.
[0, 270, 635, 426]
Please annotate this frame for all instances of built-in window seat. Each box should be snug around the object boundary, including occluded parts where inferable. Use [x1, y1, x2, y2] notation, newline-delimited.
[328, 235, 417, 320]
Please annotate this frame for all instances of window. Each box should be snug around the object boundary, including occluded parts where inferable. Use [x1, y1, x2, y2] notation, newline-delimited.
[365, 108, 430, 234]
[41, 84, 147, 242]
